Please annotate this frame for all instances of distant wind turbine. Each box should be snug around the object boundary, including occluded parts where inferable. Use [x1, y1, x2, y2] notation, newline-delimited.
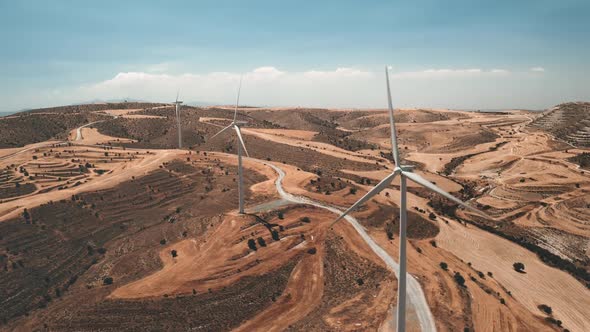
[173, 91, 183, 148]
[210, 76, 250, 214]
[332, 66, 488, 332]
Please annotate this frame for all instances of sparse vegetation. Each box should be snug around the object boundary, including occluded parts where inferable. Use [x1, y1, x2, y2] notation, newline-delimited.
[247, 239, 257, 251]
[538, 304, 553, 315]
[271, 230, 280, 241]
[513, 262, 526, 273]
[569, 152, 590, 169]
[453, 272, 466, 287]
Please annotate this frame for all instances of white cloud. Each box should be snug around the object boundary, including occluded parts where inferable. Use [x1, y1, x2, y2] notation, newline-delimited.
[530, 67, 545, 72]
[303, 67, 373, 79]
[10, 65, 554, 110]
[74, 67, 374, 106]
[389, 68, 510, 79]
[490, 69, 510, 74]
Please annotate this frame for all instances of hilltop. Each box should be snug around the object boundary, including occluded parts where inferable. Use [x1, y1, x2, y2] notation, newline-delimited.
[529, 102, 590, 147]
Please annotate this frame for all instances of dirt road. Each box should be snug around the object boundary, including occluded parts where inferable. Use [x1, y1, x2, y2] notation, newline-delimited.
[256, 161, 436, 332]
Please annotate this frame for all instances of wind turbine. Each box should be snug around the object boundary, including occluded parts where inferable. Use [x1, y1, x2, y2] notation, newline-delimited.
[210, 76, 250, 214]
[173, 91, 183, 148]
[332, 66, 488, 332]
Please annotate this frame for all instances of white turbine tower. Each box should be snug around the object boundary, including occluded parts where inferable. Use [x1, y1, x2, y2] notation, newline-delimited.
[173, 91, 183, 148]
[332, 66, 488, 332]
[210, 76, 249, 214]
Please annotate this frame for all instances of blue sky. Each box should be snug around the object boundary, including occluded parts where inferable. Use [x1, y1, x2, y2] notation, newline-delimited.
[1, 0, 589, 110]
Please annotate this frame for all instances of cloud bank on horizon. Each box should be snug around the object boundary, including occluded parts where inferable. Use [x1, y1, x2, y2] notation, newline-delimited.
[34, 65, 572, 110]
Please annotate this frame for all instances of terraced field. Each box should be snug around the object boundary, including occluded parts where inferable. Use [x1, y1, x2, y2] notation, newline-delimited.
[0, 158, 267, 329]
[530, 102, 590, 147]
[0, 145, 153, 203]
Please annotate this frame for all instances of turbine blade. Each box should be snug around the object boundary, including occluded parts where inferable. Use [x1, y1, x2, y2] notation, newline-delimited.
[402, 171, 490, 218]
[330, 171, 399, 227]
[234, 126, 249, 157]
[234, 75, 243, 122]
[210, 124, 232, 139]
[176, 90, 179, 103]
[385, 66, 401, 166]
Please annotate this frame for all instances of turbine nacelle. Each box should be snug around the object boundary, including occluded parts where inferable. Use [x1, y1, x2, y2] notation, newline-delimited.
[399, 165, 415, 173]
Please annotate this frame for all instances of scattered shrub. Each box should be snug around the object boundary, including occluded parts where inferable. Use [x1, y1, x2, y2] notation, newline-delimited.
[440, 262, 448, 271]
[513, 262, 525, 273]
[538, 304, 553, 315]
[453, 272, 466, 287]
[271, 230, 279, 241]
[247, 239, 257, 251]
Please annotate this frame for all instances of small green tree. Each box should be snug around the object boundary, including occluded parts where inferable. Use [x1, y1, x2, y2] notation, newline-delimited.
[538, 304, 552, 315]
[247, 239, 257, 251]
[440, 262, 448, 271]
[271, 230, 280, 241]
[513, 262, 525, 273]
[453, 272, 466, 287]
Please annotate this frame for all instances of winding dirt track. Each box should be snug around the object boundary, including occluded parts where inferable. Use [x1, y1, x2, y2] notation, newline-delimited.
[256, 161, 436, 332]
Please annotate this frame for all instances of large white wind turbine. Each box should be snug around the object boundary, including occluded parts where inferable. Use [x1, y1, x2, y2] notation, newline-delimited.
[210, 76, 250, 214]
[332, 67, 488, 332]
[173, 91, 183, 148]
